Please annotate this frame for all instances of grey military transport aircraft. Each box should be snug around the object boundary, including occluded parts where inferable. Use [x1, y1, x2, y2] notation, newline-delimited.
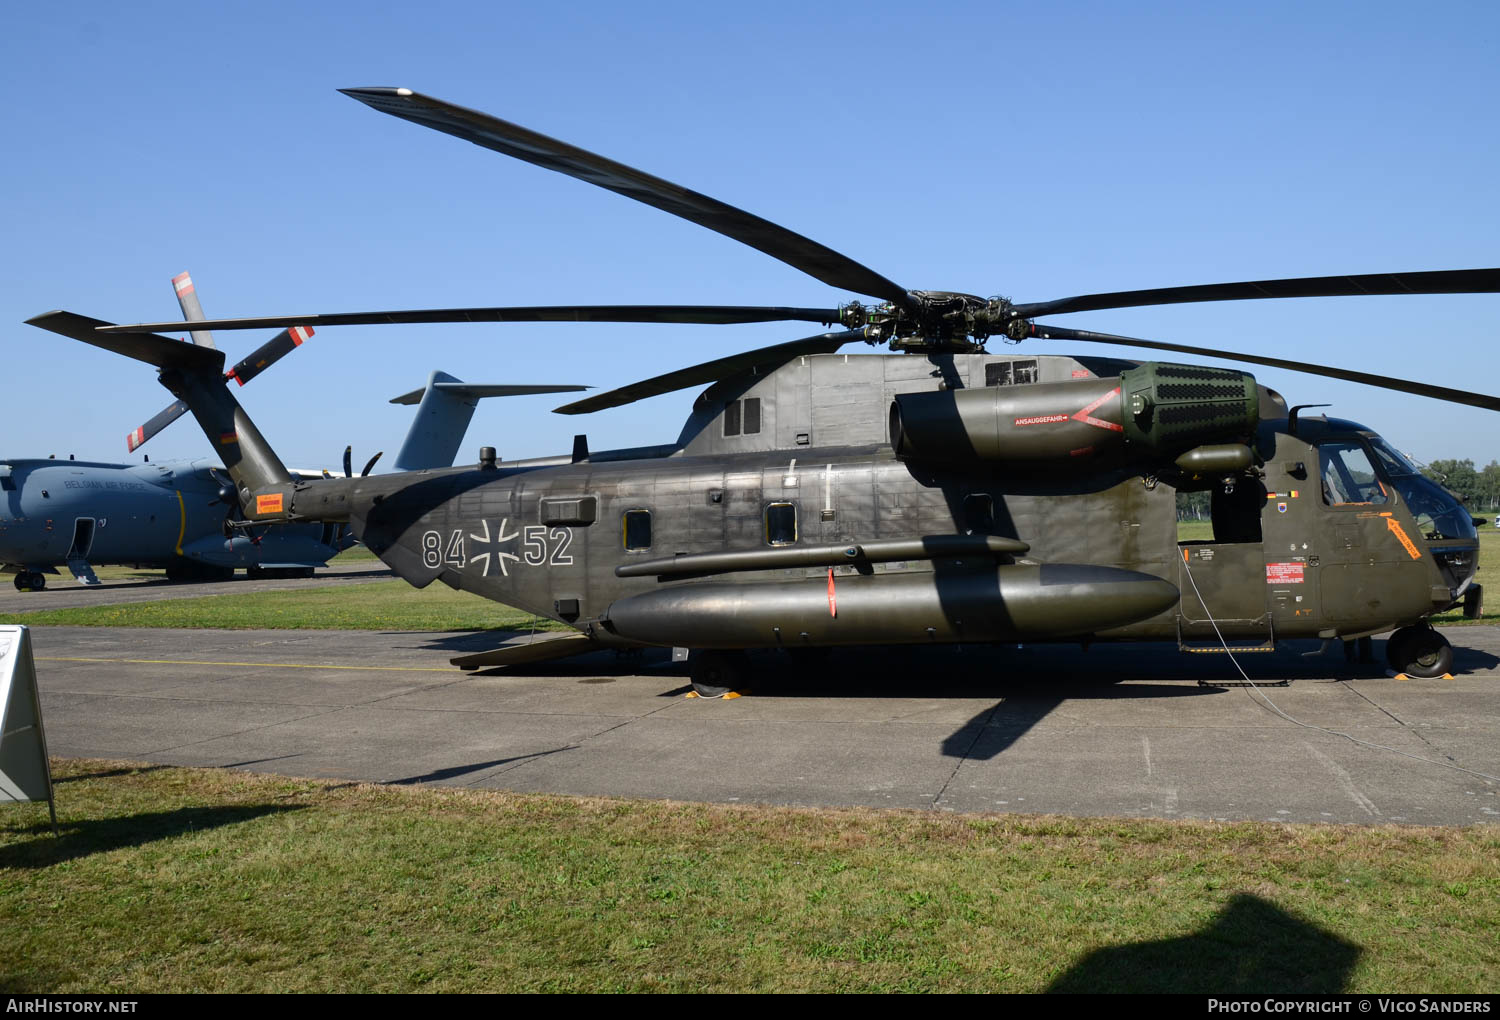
[25, 87, 1499, 694]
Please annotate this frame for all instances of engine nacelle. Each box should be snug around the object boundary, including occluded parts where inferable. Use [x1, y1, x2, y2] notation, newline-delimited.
[889, 362, 1259, 468]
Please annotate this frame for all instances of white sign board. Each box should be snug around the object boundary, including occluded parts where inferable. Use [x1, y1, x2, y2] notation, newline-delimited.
[0, 626, 55, 822]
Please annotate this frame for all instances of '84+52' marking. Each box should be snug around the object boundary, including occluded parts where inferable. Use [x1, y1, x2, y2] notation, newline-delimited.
[421, 519, 573, 576]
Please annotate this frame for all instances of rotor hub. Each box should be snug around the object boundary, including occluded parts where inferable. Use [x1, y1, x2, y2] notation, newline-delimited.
[838, 292, 1032, 353]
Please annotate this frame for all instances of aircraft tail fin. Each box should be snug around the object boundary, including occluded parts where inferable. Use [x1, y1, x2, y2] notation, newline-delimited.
[388, 372, 589, 470]
[27, 311, 294, 504]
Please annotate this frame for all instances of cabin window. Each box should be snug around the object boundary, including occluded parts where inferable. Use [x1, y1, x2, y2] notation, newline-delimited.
[962, 493, 994, 533]
[765, 502, 798, 546]
[623, 509, 653, 550]
[985, 359, 1039, 387]
[1318, 442, 1388, 506]
[723, 397, 762, 438]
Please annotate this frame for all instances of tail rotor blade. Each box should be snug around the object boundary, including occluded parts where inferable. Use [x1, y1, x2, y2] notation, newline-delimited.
[226, 326, 313, 386]
[123, 323, 312, 451]
[171, 271, 217, 349]
[126, 399, 190, 453]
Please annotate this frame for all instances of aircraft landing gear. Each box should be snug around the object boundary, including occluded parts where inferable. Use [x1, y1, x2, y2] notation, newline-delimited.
[690, 650, 747, 697]
[13, 571, 45, 592]
[1385, 626, 1453, 679]
[1342, 636, 1374, 665]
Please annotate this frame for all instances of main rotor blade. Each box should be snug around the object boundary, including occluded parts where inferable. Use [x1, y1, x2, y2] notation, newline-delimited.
[1014, 268, 1500, 319]
[554, 330, 862, 415]
[1029, 323, 1500, 412]
[97, 305, 842, 334]
[339, 87, 913, 307]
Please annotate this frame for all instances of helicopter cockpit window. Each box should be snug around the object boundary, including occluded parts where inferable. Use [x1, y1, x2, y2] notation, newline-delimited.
[1368, 437, 1476, 541]
[723, 398, 762, 438]
[1318, 442, 1388, 506]
[765, 502, 797, 546]
[623, 509, 652, 551]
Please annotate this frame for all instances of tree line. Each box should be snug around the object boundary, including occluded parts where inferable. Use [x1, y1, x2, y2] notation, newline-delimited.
[1421, 459, 1500, 511]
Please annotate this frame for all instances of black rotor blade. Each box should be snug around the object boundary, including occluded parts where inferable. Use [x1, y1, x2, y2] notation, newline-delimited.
[1029, 323, 1500, 413]
[361, 452, 383, 477]
[343, 445, 353, 479]
[339, 87, 913, 307]
[555, 330, 862, 415]
[1014, 268, 1500, 319]
[97, 305, 842, 335]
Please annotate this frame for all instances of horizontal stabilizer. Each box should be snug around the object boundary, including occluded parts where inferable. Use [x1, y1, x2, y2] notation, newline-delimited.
[451, 632, 596, 670]
[27, 311, 225, 373]
[388, 382, 589, 406]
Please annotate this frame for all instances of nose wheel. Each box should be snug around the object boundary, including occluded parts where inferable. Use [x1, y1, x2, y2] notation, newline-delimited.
[1385, 626, 1452, 678]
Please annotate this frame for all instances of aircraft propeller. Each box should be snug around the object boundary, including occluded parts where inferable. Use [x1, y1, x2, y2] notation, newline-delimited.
[343, 445, 383, 478]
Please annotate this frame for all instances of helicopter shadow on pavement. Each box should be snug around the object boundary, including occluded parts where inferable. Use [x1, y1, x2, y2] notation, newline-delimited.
[1449, 639, 1500, 674]
[1044, 893, 1361, 993]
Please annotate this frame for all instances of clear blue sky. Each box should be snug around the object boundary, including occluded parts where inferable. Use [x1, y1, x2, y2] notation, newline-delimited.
[4, 1, 1497, 470]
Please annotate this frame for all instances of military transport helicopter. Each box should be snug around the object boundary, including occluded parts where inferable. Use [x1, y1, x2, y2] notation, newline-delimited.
[25, 87, 1499, 694]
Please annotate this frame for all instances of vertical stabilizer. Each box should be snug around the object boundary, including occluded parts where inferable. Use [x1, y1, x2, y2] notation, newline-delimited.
[393, 371, 479, 470]
[388, 374, 590, 470]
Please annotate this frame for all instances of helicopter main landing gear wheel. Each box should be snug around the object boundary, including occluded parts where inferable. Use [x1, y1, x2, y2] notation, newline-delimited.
[1385, 626, 1453, 679]
[690, 650, 747, 697]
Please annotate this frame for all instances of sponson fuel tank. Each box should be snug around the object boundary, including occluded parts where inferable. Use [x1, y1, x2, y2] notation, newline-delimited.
[601, 564, 1180, 648]
[890, 362, 1258, 468]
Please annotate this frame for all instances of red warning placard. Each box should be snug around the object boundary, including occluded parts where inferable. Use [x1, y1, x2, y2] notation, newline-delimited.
[1265, 562, 1305, 584]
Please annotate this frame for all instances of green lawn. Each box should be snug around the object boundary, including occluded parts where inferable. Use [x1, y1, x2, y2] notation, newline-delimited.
[2, 760, 1496, 993]
[0, 580, 565, 632]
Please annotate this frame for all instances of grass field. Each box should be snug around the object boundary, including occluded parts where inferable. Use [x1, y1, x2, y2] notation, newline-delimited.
[0, 579, 565, 632]
[2, 760, 1496, 993]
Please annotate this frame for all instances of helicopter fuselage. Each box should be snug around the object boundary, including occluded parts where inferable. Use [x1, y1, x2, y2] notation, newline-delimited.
[299, 352, 1476, 655]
